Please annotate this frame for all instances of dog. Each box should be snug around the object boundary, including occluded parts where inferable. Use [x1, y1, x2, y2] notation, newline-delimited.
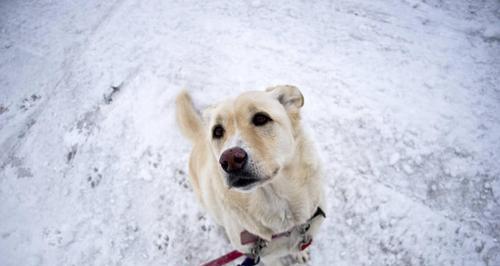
[176, 85, 326, 265]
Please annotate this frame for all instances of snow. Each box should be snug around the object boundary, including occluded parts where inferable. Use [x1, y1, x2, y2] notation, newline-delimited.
[0, 0, 499, 265]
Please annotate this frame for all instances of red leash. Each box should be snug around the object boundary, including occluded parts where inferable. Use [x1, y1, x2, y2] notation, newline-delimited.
[201, 250, 244, 266]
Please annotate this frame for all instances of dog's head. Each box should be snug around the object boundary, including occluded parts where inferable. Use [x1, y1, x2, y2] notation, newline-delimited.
[204, 85, 304, 192]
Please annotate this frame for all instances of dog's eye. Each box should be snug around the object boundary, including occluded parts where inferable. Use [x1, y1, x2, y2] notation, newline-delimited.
[252, 113, 272, 126]
[212, 125, 225, 139]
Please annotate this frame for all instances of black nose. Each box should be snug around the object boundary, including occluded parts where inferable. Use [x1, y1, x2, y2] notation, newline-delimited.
[219, 147, 248, 173]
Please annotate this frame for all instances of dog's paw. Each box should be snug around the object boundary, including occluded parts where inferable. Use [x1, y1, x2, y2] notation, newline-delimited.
[293, 250, 310, 264]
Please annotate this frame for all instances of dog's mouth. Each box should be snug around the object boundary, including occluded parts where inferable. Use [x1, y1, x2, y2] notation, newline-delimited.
[229, 176, 261, 189]
[226, 168, 279, 191]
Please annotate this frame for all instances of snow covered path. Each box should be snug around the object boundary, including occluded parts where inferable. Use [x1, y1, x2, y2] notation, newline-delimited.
[1, 0, 499, 265]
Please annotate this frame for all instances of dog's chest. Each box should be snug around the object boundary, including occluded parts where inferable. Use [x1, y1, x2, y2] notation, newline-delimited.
[253, 185, 309, 233]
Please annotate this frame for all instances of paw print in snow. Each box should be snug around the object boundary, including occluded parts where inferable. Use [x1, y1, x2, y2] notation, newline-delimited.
[155, 233, 170, 252]
[147, 152, 162, 169]
[197, 214, 213, 232]
[87, 167, 102, 188]
[43, 227, 75, 247]
[175, 168, 189, 189]
[20, 94, 41, 111]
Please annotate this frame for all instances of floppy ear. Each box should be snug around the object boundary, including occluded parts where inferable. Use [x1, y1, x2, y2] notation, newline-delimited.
[176, 90, 204, 143]
[265, 85, 304, 111]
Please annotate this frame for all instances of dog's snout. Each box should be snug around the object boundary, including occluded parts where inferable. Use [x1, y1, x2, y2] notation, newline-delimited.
[219, 147, 248, 173]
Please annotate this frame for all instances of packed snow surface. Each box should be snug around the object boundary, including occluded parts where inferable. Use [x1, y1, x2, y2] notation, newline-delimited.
[1, 0, 499, 265]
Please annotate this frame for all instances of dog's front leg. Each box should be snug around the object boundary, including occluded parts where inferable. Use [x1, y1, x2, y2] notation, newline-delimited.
[258, 214, 325, 261]
[292, 208, 326, 263]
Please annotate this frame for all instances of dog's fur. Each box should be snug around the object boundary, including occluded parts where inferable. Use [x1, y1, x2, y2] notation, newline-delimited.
[176, 86, 325, 264]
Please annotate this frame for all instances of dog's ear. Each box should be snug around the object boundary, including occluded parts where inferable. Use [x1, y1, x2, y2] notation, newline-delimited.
[176, 90, 206, 143]
[265, 85, 304, 111]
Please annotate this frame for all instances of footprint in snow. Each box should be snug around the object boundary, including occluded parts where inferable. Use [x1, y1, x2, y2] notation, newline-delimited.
[87, 167, 102, 188]
[19, 94, 41, 111]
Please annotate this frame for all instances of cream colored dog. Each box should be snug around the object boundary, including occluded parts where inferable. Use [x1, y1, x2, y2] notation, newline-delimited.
[176, 85, 325, 265]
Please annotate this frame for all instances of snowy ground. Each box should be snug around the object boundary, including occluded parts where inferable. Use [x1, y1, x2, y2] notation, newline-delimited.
[1, 0, 499, 265]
